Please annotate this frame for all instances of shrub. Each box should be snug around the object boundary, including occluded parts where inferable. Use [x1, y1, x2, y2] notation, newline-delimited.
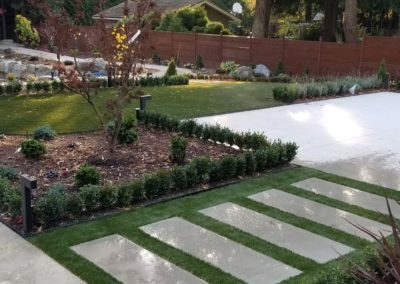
[397, 81, 400, 90]
[108, 116, 138, 145]
[179, 119, 197, 137]
[273, 85, 297, 103]
[166, 58, 177, 76]
[209, 160, 223, 182]
[64, 60, 74, 66]
[79, 184, 101, 211]
[170, 167, 187, 191]
[130, 180, 145, 203]
[15, 15, 40, 47]
[116, 183, 134, 207]
[34, 183, 66, 225]
[244, 152, 256, 175]
[0, 166, 18, 181]
[274, 61, 285, 76]
[144, 173, 162, 199]
[75, 164, 101, 188]
[41, 81, 51, 93]
[99, 185, 118, 209]
[65, 193, 83, 218]
[0, 178, 11, 207]
[219, 61, 238, 74]
[205, 21, 229, 35]
[170, 136, 188, 164]
[5, 81, 22, 95]
[377, 58, 388, 85]
[26, 82, 34, 94]
[51, 81, 62, 93]
[195, 55, 204, 69]
[185, 164, 198, 188]
[167, 75, 189, 85]
[21, 139, 46, 159]
[192, 156, 212, 183]
[235, 156, 246, 177]
[7, 73, 16, 82]
[220, 155, 237, 179]
[33, 82, 43, 93]
[3, 186, 21, 217]
[33, 125, 57, 140]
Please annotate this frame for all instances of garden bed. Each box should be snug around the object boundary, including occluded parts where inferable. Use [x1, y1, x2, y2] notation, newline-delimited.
[0, 124, 238, 194]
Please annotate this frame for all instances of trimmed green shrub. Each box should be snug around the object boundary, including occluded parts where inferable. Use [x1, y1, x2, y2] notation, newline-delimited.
[33, 125, 57, 140]
[99, 185, 118, 209]
[3, 186, 21, 217]
[185, 164, 198, 188]
[244, 152, 257, 175]
[26, 82, 33, 94]
[178, 119, 197, 136]
[219, 61, 238, 74]
[34, 183, 66, 225]
[79, 184, 101, 211]
[209, 160, 223, 182]
[5, 81, 22, 95]
[235, 156, 246, 177]
[108, 117, 138, 145]
[144, 173, 161, 199]
[195, 55, 204, 69]
[41, 81, 51, 93]
[33, 82, 43, 93]
[21, 139, 46, 159]
[220, 155, 237, 179]
[65, 193, 83, 218]
[0, 166, 18, 180]
[166, 58, 177, 76]
[0, 178, 11, 207]
[116, 183, 134, 207]
[64, 60, 74, 66]
[130, 180, 145, 203]
[170, 136, 188, 164]
[75, 164, 101, 188]
[170, 167, 187, 191]
[192, 156, 212, 183]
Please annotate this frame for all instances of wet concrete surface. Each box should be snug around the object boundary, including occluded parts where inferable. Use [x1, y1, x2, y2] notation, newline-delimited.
[197, 92, 400, 190]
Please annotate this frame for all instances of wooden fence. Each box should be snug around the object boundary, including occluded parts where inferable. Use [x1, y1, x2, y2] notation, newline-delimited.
[144, 31, 400, 77]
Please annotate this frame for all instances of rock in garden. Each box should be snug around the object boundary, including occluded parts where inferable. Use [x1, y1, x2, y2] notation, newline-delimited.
[77, 61, 94, 72]
[93, 58, 107, 71]
[10, 63, 27, 78]
[0, 134, 6, 140]
[233, 66, 254, 80]
[34, 64, 53, 77]
[254, 64, 271, 77]
[3, 48, 16, 59]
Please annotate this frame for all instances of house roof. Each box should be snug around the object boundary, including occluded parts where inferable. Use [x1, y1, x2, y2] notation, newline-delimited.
[93, 0, 239, 22]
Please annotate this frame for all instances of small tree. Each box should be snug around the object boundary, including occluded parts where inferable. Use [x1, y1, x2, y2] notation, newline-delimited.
[195, 55, 204, 69]
[166, 58, 177, 76]
[15, 15, 40, 47]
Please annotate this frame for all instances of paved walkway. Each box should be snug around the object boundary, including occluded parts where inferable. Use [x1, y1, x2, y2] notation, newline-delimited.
[0, 44, 193, 77]
[0, 223, 84, 283]
[197, 92, 400, 190]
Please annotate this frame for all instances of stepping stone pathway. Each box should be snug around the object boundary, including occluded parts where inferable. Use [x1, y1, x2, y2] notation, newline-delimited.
[71, 234, 205, 284]
[248, 189, 392, 241]
[140, 217, 301, 284]
[199, 202, 354, 264]
[0, 223, 84, 284]
[293, 178, 400, 218]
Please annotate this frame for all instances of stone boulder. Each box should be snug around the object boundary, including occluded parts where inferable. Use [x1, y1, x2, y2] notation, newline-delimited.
[34, 64, 53, 77]
[10, 63, 28, 78]
[93, 58, 107, 71]
[254, 64, 271, 78]
[3, 48, 16, 59]
[77, 61, 94, 72]
[233, 66, 254, 80]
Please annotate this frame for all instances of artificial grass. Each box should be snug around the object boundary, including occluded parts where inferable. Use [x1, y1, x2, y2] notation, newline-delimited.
[29, 166, 397, 284]
[0, 81, 282, 135]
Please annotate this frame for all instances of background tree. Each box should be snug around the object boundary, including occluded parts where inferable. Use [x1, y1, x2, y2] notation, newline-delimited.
[322, 0, 339, 41]
[343, 0, 358, 42]
[252, 0, 273, 37]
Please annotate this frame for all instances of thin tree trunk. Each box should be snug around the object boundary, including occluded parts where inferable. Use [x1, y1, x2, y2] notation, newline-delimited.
[305, 0, 312, 22]
[343, 0, 358, 43]
[252, 0, 273, 38]
[322, 0, 339, 42]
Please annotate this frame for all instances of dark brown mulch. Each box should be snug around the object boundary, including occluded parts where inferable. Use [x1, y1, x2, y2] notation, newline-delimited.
[0, 125, 239, 194]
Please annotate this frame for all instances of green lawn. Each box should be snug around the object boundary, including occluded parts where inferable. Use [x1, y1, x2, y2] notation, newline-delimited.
[0, 81, 282, 134]
[29, 166, 398, 284]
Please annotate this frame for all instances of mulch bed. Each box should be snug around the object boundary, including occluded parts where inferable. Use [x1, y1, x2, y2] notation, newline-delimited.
[0, 125, 238, 194]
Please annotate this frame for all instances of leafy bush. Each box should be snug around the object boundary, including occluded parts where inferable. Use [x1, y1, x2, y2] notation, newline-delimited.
[166, 58, 177, 77]
[3, 186, 21, 217]
[144, 173, 162, 199]
[26, 82, 33, 94]
[396, 81, 400, 90]
[116, 183, 134, 207]
[75, 164, 101, 188]
[108, 117, 138, 145]
[0, 178, 11, 207]
[220, 155, 237, 179]
[34, 82, 43, 93]
[192, 156, 212, 183]
[205, 21, 230, 35]
[79, 184, 101, 211]
[21, 139, 46, 159]
[171, 136, 188, 164]
[377, 58, 388, 85]
[7, 73, 16, 82]
[15, 15, 40, 47]
[99, 185, 118, 209]
[158, 5, 209, 33]
[185, 164, 198, 188]
[244, 152, 257, 175]
[64, 60, 74, 66]
[219, 61, 239, 74]
[274, 62, 285, 76]
[65, 193, 83, 218]
[41, 81, 51, 93]
[34, 183, 66, 225]
[170, 167, 187, 191]
[33, 125, 57, 140]
[0, 166, 18, 181]
[178, 119, 197, 136]
[5, 81, 22, 95]
[167, 75, 189, 85]
[195, 55, 204, 69]
[51, 81, 64, 93]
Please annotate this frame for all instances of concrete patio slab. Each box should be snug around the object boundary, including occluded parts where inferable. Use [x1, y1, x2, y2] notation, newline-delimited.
[0, 223, 84, 284]
[71, 234, 205, 284]
[293, 178, 400, 218]
[248, 189, 392, 241]
[197, 92, 400, 190]
[199, 202, 354, 263]
[140, 217, 301, 284]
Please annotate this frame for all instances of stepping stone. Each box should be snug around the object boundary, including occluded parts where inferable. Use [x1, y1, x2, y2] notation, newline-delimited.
[71, 234, 205, 284]
[199, 202, 354, 263]
[140, 217, 301, 284]
[293, 178, 400, 218]
[248, 189, 392, 241]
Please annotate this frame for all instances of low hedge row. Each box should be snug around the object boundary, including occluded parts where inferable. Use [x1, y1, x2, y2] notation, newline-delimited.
[31, 143, 297, 226]
[90, 75, 189, 88]
[137, 111, 271, 151]
[273, 75, 382, 103]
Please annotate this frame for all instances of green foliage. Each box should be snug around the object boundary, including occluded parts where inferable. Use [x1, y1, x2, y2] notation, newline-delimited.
[99, 185, 118, 209]
[0, 178, 11, 207]
[15, 15, 40, 48]
[219, 61, 239, 74]
[75, 164, 101, 188]
[21, 139, 46, 159]
[170, 167, 187, 191]
[5, 81, 23, 95]
[178, 119, 197, 136]
[0, 166, 18, 181]
[192, 156, 212, 183]
[170, 136, 188, 164]
[274, 62, 285, 76]
[34, 184, 66, 225]
[64, 60, 74, 66]
[65, 193, 83, 218]
[79, 185, 101, 211]
[3, 186, 21, 217]
[205, 21, 230, 35]
[107, 117, 138, 145]
[33, 125, 57, 141]
[220, 155, 237, 179]
[377, 58, 388, 84]
[41, 81, 51, 93]
[195, 55, 205, 69]
[166, 58, 178, 77]
[273, 85, 298, 103]
[396, 81, 400, 90]
[144, 173, 163, 199]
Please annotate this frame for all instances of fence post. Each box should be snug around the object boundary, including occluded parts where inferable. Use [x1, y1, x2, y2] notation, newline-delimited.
[20, 174, 37, 234]
[317, 36, 322, 75]
[194, 32, 197, 62]
[171, 31, 174, 58]
[249, 34, 253, 65]
[220, 33, 223, 64]
[359, 34, 366, 75]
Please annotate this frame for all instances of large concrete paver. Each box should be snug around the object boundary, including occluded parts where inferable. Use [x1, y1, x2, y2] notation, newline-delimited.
[197, 92, 400, 190]
[71, 234, 205, 284]
[140, 217, 301, 284]
[199, 202, 354, 263]
[293, 178, 400, 218]
[0, 223, 84, 284]
[248, 189, 392, 241]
